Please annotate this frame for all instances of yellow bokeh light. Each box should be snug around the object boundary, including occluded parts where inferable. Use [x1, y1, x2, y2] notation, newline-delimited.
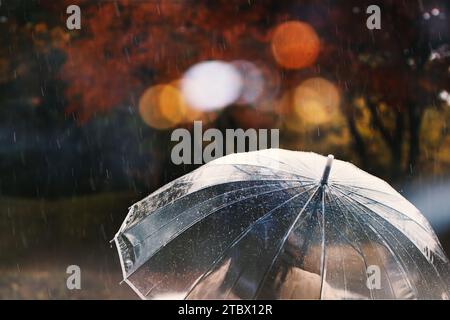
[271, 21, 320, 70]
[292, 77, 341, 126]
[271, 77, 341, 132]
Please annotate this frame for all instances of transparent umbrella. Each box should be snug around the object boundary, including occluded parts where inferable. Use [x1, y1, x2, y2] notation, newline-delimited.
[114, 149, 450, 300]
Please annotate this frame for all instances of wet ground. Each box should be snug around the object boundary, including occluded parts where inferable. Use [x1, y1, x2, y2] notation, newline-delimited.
[0, 192, 139, 299]
[0, 254, 136, 299]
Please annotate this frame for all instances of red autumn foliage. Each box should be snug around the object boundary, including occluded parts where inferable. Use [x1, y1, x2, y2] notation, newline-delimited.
[58, 0, 273, 121]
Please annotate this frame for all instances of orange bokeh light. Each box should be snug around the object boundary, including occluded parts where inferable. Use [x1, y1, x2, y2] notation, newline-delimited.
[271, 21, 320, 70]
[139, 82, 219, 130]
[158, 85, 187, 125]
[139, 84, 184, 130]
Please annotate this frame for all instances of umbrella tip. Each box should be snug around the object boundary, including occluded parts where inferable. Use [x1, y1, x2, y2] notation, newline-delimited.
[320, 154, 334, 186]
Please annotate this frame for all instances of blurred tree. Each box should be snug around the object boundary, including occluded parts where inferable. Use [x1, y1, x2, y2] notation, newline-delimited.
[57, 0, 273, 122]
[56, 0, 450, 179]
[2, 0, 448, 191]
[320, 0, 450, 177]
[0, 1, 162, 196]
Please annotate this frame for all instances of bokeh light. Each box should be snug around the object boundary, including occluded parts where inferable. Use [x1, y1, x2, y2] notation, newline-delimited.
[158, 85, 187, 125]
[170, 80, 219, 124]
[139, 84, 186, 130]
[181, 61, 243, 111]
[271, 21, 320, 70]
[232, 60, 265, 105]
[293, 77, 341, 125]
[281, 79, 342, 133]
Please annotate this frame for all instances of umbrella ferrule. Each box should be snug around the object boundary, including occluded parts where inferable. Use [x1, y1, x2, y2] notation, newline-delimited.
[320, 155, 334, 186]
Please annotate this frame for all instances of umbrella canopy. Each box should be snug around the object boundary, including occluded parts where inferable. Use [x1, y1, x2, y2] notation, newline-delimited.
[114, 149, 450, 300]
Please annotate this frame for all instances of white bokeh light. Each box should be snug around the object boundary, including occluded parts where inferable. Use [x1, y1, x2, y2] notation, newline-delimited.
[431, 8, 440, 16]
[181, 61, 243, 111]
[232, 60, 265, 105]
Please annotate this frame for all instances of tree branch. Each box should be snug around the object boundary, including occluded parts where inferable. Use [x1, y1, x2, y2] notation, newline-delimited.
[366, 100, 395, 150]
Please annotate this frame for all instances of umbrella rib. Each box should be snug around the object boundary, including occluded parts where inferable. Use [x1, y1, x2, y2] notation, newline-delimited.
[323, 191, 371, 256]
[136, 178, 284, 208]
[341, 242, 348, 298]
[144, 278, 166, 298]
[126, 178, 315, 232]
[254, 186, 321, 299]
[129, 177, 313, 226]
[325, 188, 375, 299]
[313, 189, 366, 257]
[331, 191, 395, 296]
[332, 182, 399, 197]
[333, 183, 447, 262]
[346, 194, 449, 296]
[318, 187, 327, 299]
[183, 185, 318, 299]
[250, 152, 318, 176]
[359, 211, 448, 297]
[331, 187, 431, 298]
[331, 188, 422, 289]
[124, 183, 315, 278]
[329, 222, 365, 256]
[205, 162, 316, 181]
[335, 184, 428, 228]
[332, 184, 435, 238]
[231, 164, 311, 183]
[223, 265, 246, 299]
[327, 188, 397, 298]
[130, 181, 316, 248]
[355, 210, 427, 298]
[128, 180, 295, 233]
